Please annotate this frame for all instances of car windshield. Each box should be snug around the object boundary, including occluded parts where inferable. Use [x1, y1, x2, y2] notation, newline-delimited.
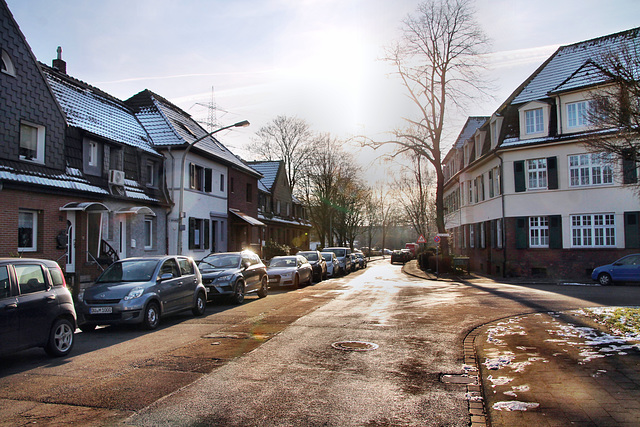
[97, 259, 159, 283]
[300, 252, 318, 261]
[328, 249, 346, 257]
[269, 257, 297, 267]
[199, 254, 241, 270]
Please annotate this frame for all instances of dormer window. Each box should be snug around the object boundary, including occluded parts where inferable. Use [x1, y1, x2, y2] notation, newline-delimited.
[525, 108, 544, 134]
[19, 121, 45, 164]
[567, 100, 590, 128]
[1, 49, 16, 76]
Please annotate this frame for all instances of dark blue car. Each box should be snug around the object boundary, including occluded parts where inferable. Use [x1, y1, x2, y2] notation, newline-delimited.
[592, 254, 640, 286]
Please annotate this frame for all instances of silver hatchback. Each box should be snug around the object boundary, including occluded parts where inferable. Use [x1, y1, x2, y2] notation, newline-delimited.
[77, 256, 207, 331]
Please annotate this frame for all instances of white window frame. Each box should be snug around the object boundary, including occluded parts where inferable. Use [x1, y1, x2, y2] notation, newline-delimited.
[469, 224, 475, 248]
[567, 101, 590, 128]
[529, 216, 549, 248]
[144, 217, 153, 250]
[525, 108, 544, 134]
[146, 160, 155, 187]
[1, 49, 15, 76]
[19, 121, 45, 164]
[88, 141, 98, 167]
[568, 153, 613, 187]
[18, 210, 38, 252]
[527, 158, 548, 190]
[571, 213, 616, 248]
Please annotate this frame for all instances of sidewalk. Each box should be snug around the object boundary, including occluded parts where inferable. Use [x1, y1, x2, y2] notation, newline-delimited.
[403, 260, 640, 426]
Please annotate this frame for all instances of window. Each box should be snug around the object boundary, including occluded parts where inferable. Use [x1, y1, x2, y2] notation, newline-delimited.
[246, 183, 252, 202]
[489, 170, 494, 198]
[469, 224, 475, 248]
[160, 259, 181, 278]
[178, 257, 195, 275]
[144, 217, 153, 250]
[527, 159, 547, 189]
[567, 101, 590, 128]
[473, 179, 478, 203]
[495, 167, 501, 196]
[569, 153, 613, 187]
[525, 108, 544, 134]
[0, 266, 11, 299]
[146, 160, 155, 187]
[571, 214, 615, 247]
[220, 174, 225, 192]
[15, 264, 47, 294]
[496, 219, 503, 248]
[18, 210, 37, 252]
[19, 122, 45, 163]
[230, 177, 235, 193]
[188, 217, 210, 250]
[88, 141, 98, 167]
[189, 163, 212, 192]
[1, 49, 15, 76]
[276, 200, 281, 215]
[529, 217, 549, 248]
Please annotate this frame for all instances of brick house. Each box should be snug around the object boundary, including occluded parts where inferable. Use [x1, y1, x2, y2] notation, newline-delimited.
[248, 161, 311, 254]
[227, 165, 265, 255]
[443, 28, 640, 280]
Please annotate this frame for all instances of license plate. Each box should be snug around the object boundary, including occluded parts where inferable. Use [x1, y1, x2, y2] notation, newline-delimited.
[90, 306, 113, 314]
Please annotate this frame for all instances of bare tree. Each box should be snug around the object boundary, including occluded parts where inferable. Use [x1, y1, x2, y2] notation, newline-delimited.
[371, 184, 400, 256]
[249, 115, 313, 192]
[582, 44, 640, 195]
[393, 155, 436, 240]
[366, 0, 489, 254]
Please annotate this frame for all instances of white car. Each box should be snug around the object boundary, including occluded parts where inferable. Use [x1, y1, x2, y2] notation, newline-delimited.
[321, 252, 340, 277]
[267, 255, 313, 288]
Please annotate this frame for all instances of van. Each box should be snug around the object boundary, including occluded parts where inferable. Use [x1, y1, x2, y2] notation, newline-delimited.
[322, 247, 352, 275]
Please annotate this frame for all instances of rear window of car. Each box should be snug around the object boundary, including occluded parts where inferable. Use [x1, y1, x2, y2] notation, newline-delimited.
[178, 258, 194, 275]
[48, 266, 66, 287]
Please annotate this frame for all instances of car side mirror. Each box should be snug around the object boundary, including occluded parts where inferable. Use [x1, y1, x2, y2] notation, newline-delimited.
[158, 273, 173, 282]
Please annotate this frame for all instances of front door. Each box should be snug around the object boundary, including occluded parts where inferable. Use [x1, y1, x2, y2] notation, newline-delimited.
[66, 213, 76, 274]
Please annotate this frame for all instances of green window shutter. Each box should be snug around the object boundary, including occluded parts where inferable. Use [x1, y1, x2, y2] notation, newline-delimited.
[514, 161, 526, 192]
[515, 217, 528, 249]
[549, 215, 562, 249]
[547, 157, 558, 189]
[625, 211, 640, 248]
[204, 219, 210, 251]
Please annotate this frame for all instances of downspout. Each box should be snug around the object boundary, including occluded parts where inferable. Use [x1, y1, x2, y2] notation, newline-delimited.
[496, 151, 507, 278]
[164, 147, 176, 255]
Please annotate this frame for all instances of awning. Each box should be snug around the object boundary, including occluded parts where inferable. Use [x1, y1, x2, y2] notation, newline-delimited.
[229, 209, 265, 227]
[117, 206, 156, 216]
[59, 202, 109, 212]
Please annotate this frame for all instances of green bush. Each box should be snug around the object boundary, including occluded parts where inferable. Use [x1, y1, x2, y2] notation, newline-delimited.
[263, 240, 290, 260]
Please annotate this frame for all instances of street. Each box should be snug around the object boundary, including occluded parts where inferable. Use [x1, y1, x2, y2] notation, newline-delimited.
[1, 260, 639, 426]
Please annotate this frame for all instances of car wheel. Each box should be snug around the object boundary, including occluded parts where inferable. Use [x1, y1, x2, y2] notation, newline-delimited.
[79, 324, 96, 333]
[322, 270, 328, 280]
[306, 272, 313, 286]
[45, 318, 74, 357]
[231, 280, 245, 304]
[192, 291, 206, 316]
[598, 272, 613, 286]
[257, 276, 268, 298]
[293, 274, 300, 289]
[143, 301, 161, 330]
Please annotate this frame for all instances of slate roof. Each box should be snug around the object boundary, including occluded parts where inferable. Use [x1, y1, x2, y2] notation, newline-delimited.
[0, 161, 108, 195]
[126, 90, 260, 177]
[549, 60, 612, 94]
[511, 27, 640, 105]
[41, 65, 157, 154]
[248, 161, 281, 193]
[453, 117, 489, 149]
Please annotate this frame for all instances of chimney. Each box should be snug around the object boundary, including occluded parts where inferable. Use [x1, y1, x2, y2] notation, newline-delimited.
[52, 46, 66, 74]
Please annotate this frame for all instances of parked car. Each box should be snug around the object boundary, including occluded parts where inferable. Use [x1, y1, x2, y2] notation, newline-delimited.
[354, 252, 367, 269]
[592, 254, 640, 286]
[321, 251, 340, 277]
[391, 250, 408, 264]
[267, 255, 313, 288]
[323, 247, 352, 275]
[77, 256, 206, 331]
[297, 250, 327, 282]
[0, 258, 76, 357]
[350, 253, 359, 272]
[198, 251, 268, 304]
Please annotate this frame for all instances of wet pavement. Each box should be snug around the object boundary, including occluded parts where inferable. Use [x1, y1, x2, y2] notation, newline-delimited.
[403, 261, 640, 426]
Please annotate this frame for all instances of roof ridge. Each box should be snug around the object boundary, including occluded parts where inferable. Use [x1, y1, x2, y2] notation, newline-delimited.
[558, 26, 640, 51]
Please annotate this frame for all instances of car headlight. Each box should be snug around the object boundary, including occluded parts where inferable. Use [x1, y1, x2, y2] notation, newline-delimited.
[215, 274, 234, 283]
[280, 272, 293, 279]
[124, 287, 144, 300]
[77, 290, 84, 301]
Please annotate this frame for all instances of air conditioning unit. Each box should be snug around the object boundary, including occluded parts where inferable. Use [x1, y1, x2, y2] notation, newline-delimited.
[109, 169, 125, 186]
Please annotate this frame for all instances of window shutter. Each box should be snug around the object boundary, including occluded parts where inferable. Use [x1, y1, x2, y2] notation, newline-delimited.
[549, 215, 562, 249]
[188, 217, 195, 250]
[204, 219, 210, 250]
[623, 153, 638, 184]
[547, 157, 558, 190]
[204, 168, 213, 193]
[514, 161, 526, 192]
[625, 211, 640, 248]
[189, 163, 195, 189]
[515, 217, 528, 249]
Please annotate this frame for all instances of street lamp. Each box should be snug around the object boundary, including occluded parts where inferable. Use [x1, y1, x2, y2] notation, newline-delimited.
[176, 120, 250, 254]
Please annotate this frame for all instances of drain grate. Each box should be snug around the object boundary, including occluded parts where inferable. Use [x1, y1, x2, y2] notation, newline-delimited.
[331, 341, 379, 351]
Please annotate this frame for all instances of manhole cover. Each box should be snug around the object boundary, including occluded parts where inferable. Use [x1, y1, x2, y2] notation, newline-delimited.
[331, 341, 379, 351]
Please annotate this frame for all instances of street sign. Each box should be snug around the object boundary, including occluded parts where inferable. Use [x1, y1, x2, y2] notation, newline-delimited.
[417, 235, 426, 244]
[436, 233, 450, 237]
[434, 235, 440, 243]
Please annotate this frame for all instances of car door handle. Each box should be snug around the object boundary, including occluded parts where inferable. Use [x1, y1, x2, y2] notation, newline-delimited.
[46, 295, 56, 302]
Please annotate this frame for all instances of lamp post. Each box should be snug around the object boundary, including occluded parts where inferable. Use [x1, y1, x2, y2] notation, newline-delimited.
[176, 120, 250, 255]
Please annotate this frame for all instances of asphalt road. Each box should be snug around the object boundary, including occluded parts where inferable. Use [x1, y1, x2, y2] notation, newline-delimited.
[1, 260, 639, 426]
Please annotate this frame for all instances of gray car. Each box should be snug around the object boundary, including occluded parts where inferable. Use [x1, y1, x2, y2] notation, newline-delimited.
[198, 251, 268, 304]
[77, 256, 207, 331]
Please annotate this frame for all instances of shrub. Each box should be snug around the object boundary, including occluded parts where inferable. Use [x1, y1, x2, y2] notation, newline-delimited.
[263, 240, 290, 260]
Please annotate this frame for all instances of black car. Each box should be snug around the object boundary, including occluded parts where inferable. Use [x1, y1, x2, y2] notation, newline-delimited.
[391, 250, 407, 264]
[0, 258, 76, 357]
[77, 256, 206, 331]
[198, 251, 268, 304]
[297, 250, 327, 282]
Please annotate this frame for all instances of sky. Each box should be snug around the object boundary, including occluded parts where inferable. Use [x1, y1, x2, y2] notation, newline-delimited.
[6, 0, 640, 183]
